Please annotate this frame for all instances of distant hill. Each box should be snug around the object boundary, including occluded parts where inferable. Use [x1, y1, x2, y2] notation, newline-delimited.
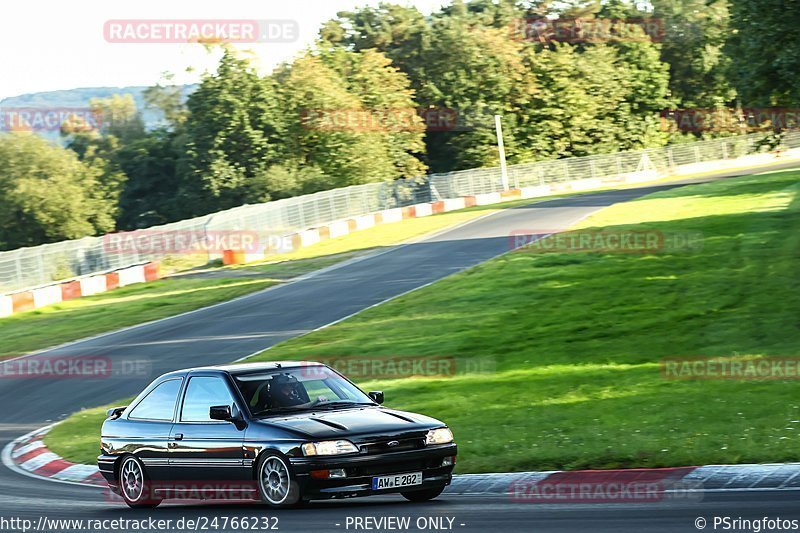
[0, 85, 196, 142]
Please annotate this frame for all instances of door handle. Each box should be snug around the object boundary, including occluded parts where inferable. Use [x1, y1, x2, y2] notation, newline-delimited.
[173, 433, 184, 440]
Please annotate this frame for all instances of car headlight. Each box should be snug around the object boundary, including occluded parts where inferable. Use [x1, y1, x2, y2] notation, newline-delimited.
[301, 440, 359, 456]
[426, 427, 454, 445]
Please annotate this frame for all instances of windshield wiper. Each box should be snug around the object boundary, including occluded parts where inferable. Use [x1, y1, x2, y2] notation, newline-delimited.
[312, 401, 374, 410]
[252, 406, 310, 417]
[252, 401, 374, 416]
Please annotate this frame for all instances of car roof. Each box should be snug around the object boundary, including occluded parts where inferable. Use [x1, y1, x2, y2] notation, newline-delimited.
[157, 361, 324, 380]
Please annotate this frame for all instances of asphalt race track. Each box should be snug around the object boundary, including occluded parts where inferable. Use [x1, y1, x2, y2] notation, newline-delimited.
[2, 162, 800, 532]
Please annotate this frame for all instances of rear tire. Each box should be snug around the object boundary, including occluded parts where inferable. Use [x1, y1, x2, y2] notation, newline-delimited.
[401, 485, 445, 502]
[257, 454, 301, 508]
[118, 456, 162, 509]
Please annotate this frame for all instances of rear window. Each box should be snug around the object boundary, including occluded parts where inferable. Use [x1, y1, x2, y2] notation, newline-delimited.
[127, 378, 182, 421]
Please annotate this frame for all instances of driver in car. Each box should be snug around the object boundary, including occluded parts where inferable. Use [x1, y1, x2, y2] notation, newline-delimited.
[269, 374, 307, 407]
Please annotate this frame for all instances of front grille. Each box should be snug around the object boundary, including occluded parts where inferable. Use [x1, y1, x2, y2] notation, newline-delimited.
[351, 460, 428, 477]
[359, 437, 424, 455]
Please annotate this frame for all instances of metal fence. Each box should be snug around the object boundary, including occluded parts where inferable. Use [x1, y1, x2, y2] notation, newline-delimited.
[429, 131, 800, 197]
[2, 131, 798, 294]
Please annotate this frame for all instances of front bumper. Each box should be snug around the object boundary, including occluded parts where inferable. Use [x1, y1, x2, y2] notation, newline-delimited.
[290, 443, 457, 499]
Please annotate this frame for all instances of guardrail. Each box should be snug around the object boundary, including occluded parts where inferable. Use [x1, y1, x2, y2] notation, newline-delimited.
[1, 131, 798, 296]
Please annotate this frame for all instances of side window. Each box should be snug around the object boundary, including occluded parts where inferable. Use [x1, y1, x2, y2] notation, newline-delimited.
[181, 377, 235, 422]
[128, 379, 182, 421]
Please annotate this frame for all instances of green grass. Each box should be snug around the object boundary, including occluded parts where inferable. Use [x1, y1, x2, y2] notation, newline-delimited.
[243, 168, 800, 473]
[0, 278, 277, 360]
[44, 168, 800, 470]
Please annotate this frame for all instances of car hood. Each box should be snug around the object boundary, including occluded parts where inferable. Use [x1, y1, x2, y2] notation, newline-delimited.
[253, 406, 444, 439]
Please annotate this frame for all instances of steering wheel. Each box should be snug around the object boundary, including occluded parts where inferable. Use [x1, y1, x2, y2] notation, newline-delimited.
[306, 396, 330, 408]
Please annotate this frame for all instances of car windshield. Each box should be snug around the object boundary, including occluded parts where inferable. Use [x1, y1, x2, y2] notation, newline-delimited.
[233, 366, 375, 416]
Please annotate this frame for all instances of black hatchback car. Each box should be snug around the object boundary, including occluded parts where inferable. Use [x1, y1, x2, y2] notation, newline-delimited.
[98, 362, 457, 508]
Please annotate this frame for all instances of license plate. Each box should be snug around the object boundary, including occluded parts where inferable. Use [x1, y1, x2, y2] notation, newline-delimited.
[371, 472, 423, 490]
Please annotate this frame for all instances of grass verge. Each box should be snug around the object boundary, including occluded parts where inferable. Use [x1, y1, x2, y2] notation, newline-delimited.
[44, 167, 800, 470]
[246, 168, 800, 473]
[0, 278, 275, 360]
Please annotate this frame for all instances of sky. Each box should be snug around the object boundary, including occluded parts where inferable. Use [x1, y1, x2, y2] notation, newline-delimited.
[0, 0, 450, 100]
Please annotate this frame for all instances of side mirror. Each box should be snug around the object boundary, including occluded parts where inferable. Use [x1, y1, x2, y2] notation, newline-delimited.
[209, 405, 233, 421]
[106, 406, 127, 420]
[368, 391, 384, 404]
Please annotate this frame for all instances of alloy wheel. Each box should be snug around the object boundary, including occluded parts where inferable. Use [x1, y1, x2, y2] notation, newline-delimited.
[260, 456, 292, 504]
[121, 457, 144, 502]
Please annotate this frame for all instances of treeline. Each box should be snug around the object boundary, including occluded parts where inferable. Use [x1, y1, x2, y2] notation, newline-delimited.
[0, 0, 795, 250]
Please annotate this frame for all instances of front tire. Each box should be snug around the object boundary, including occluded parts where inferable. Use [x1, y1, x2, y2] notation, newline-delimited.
[401, 485, 445, 502]
[118, 456, 162, 509]
[257, 454, 301, 508]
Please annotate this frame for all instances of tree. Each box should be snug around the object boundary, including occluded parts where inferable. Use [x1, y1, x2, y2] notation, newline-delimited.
[91, 94, 146, 143]
[0, 133, 118, 249]
[144, 73, 189, 129]
[319, 3, 430, 75]
[61, 93, 191, 230]
[180, 49, 287, 216]
[276, 52, 391, 190]
[320, 47, 427, 179]
[652, 0, 735, 108]
[726, 0, 800, 106]
[275, 48, 426, 191]
[597, 4, 674, 148]
[115, 130, 182, 228]
[62, 95, 144, 230]
[415, 14, 537, 170]
[319, 0, 673, 172]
